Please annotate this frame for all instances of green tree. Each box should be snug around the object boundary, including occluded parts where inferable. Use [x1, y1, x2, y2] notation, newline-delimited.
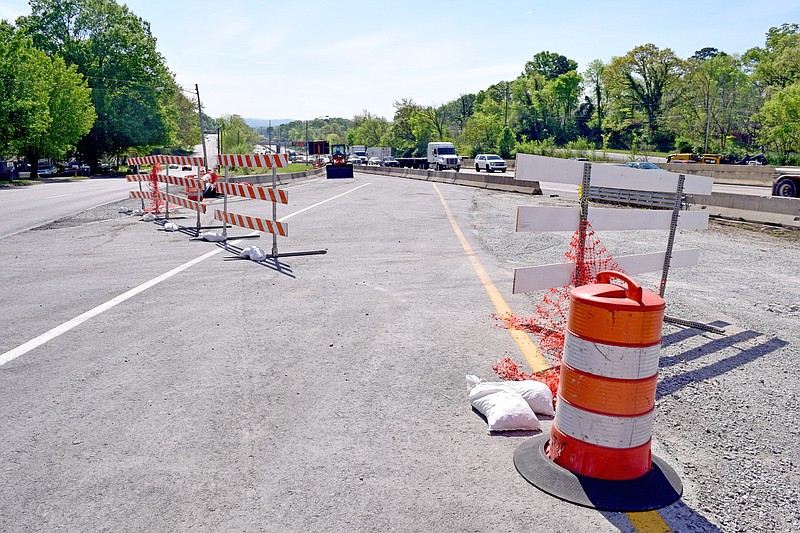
[604, 44, 686, 149]
[459, 111, 502, 156]
[549, 70, 583, 130]
[389, 99, 420, 156]
[219, 115, 259, 155]
[408, 108, 435, 156]
[497, 127, 515, 158]
[583, 59, 606, 138]
[0, 21, 95, 176]
[680, 53, 752, 153]
[443, 94, 476, 135]
[418, 104, 450, 141]
[18, 0, 177, 169]
[745, 23, 800, 89]
[523, 51, 578, 80]
[691, 47, 721, 61]
[756, 82, 800, 160]
[347, 111, 390, 147]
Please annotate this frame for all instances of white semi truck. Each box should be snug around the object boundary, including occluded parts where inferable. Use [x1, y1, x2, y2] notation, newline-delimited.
[427, 142, 460, 171]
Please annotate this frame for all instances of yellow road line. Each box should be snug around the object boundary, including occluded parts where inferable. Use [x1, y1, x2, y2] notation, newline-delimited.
[434, 183, 673, 533]
[433, 183, 549, 373]
[627, 511, 673, 532]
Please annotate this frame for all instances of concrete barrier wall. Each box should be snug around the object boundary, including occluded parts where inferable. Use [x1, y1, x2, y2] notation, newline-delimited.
[661, 163, 774, 187]
[232, 167, 326, 185]
[687, 192, 800, 217]
[358, 165, 541, 195]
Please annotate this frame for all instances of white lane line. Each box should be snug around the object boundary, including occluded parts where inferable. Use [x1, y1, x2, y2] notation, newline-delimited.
[46, 193, 73, 199]
[0, 183, 370, 368]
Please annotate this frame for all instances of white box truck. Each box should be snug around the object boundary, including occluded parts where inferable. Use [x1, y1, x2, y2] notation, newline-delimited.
[427, 142, 460, 171]
[367, 147, 391, 160]
[347, 145, 367, 157]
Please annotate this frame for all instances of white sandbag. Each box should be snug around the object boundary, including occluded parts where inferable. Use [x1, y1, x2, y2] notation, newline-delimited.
[467, 375, 554, 417]
[118, 206, 131, 214]
[469, 387, 540, 432]
[164, 222, 179, 232]
[239, 246, 267, 261]
[132, 209, 144, 216]
[142, 213, 156, 222]
[201, 232, 226, 242]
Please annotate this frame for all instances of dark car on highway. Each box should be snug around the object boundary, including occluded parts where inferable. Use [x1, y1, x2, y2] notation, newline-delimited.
[623, 162, 662, 170]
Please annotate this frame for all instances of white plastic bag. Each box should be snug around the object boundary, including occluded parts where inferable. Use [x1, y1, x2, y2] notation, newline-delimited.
[201, 232, 226, 242]
[469, 386, 540, 432]
[239, 246, 267, 261]
[466, 375, 554, 417]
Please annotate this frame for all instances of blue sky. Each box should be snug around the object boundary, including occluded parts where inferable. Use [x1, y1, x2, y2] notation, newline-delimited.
[1, 0, 798, 121]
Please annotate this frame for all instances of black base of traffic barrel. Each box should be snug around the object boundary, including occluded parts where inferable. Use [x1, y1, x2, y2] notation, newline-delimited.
[514, 434, 683, 512]
[326, 164, 354, 179]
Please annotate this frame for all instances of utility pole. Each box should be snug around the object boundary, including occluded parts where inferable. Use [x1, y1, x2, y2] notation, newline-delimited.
[504, 81, 509, 128]
[195, 84, 209, 169]
[703, 92, 712, 153]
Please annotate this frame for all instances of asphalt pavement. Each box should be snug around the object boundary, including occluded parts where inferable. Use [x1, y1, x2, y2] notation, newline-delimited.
[1, 172, 795, 532]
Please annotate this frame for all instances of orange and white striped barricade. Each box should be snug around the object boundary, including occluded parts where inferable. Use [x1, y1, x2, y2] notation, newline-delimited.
[215, 153, 287, 248]
[157, 191, 206, 214]
[128, 156, 160, 168]
[214, 181, 289, 205]
[156, 156, 205, 221]
[129, 156, 207, 217]
[126, 173, 152, 210]
[514, 271, 682, 512]
[213, 210, 286, 236]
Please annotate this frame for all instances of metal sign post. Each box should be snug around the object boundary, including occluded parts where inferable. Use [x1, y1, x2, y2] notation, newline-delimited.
[659, 174, 685, 298]
[271, 165, 279, 257]
[164, 164, 170, 220]
[576, 162, 592, 286]
[222, 166, 229, 239]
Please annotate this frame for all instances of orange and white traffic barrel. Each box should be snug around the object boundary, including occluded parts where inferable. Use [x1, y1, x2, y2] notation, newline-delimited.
[547, 270, 664, 480]
[514, 271, 681, 511]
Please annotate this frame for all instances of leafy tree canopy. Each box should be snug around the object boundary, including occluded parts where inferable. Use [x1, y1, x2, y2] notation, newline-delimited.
[0, 21, 95, 174]
[523, 51, 578, 80]
[17, 0, 178, 167]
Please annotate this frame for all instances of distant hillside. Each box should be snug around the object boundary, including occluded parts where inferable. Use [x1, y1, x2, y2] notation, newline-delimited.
[245, 118, 295, 128]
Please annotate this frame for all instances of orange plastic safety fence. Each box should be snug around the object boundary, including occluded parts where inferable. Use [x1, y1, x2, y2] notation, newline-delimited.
[493, 222, 625, 396]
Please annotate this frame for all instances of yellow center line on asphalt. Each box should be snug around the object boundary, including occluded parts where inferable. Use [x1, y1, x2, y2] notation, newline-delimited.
[432, 183, 549, 373]
[627, 511, 673, 532]
[433, 182, 674, 533]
